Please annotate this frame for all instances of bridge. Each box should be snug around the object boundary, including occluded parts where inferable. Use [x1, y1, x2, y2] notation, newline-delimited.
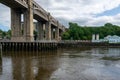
[0, 0, 65, 42]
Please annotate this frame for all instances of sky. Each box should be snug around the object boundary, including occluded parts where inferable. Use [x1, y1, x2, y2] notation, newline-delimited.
[0, 0, 120, 31]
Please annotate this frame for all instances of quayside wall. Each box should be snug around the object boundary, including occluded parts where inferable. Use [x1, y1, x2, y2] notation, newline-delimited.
[0, 40, 120, 51]
[0, 41, 58, 51]
[58, 40, 120, 48]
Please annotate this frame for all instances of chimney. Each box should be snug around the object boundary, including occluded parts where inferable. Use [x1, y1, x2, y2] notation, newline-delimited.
[92, 34, 95, 40]
[96, 34, 99, 40]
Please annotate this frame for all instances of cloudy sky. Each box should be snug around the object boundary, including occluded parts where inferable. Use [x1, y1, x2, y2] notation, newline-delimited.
[0, 0, 120, 31]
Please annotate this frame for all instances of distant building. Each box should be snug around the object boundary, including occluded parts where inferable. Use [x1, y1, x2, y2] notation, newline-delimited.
[92, 34, 100, 42]
[92, 35, 120, 43]
[104, 35, 120, 43]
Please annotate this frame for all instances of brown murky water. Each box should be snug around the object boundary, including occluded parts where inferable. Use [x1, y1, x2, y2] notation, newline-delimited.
[0, 48, 120, 80]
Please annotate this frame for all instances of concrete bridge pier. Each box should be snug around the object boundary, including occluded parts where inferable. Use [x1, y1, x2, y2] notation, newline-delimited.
[11, 8, 23, 41]
[55, 27, 59, 41]
[11, 0, 34, 42]
[37, 22, 44, 40]
[45, 22, 51, 40]
[23, 0, 34, 41]
[59, 29, 63, 40]
[51, 27, 55, 40]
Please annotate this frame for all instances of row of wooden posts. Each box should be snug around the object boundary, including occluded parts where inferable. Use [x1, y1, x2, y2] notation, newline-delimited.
[0, 42, 58, 51]
[0, 41, 120, 51]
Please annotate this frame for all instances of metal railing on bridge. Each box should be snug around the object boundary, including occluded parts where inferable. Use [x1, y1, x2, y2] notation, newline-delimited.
[15, 0, 28, 8]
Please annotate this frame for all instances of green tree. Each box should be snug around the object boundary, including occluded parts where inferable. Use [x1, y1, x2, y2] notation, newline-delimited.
[62, 31, 70, 40]
[6, 30, 11, 39]
[61, 22, 120, 40]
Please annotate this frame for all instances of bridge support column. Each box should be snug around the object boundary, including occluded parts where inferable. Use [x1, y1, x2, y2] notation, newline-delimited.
[37, 22, 44, 40]
[55, 28, 59, 41]
[23, 0, 34, 41]
[59, 30, 62, 40]
[51, 27, 54, 40]
[45, 22, 51, 40]
[11, 8, 23, 41]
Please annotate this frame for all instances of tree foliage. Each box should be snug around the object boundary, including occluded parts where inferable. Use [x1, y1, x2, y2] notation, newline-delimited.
[0, 29, 11, 39]
[62, 22, 120, 40]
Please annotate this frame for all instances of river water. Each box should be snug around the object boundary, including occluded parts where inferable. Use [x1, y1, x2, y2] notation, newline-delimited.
[0, 47, 120, 80]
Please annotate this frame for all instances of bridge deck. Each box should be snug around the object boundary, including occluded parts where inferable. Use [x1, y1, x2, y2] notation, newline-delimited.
[0, 0, 28, 8]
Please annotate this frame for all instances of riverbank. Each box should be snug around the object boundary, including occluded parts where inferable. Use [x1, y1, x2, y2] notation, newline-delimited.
[0, 40, 120, 51]
[58, 40, 120, 48]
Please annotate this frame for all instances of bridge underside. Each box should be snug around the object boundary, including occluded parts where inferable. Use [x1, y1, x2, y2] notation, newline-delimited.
[34, 14, 47, 22]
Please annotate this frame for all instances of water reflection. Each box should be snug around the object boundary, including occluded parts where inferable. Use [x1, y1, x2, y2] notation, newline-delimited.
[0, 57, 2, 75]
[0, 48, 120, 80]
[90, 48, 120, 61]
[51, 48, 120, 80]
[1, 50, 60, 80]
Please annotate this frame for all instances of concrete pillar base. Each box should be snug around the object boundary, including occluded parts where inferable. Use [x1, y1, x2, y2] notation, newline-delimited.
[55, 28, 59, 41]
[45, 22, 51, 40]
[37, 22, 44, 40]
[25, 36, 34, 42]
[11, 36, 34, 42]
[11, 37, 25, 42]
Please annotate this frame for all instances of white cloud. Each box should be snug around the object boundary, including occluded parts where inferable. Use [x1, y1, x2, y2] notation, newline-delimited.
[35, 0, 120, 17]
[84, 14, 120, 26]
[0, 0, 120, 29]
[34, 0, 120, 26]
[0, 4, 10, 28]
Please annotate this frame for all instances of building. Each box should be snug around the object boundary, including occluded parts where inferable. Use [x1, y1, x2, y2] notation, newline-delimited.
[92, 35, 120, 43]
[104, 35, 120, 43]
[92, 34, 100, 42]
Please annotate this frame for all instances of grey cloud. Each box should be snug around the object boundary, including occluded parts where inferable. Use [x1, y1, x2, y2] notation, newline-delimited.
[89, 20, 106, 26]
[81, 0, 95, 5]
[35, 0, 51, 10]
[48, 7, 72, 11]
[56, 18, 69, 27]
[0, 4, 10, 27]
[0, 4, 10, 11]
